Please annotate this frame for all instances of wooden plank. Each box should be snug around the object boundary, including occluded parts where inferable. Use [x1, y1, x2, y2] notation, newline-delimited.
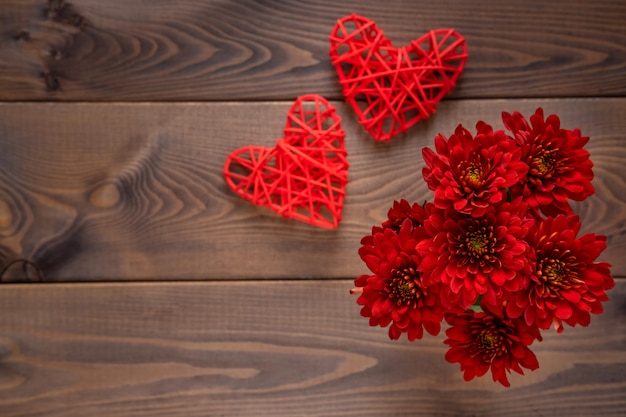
[0, 279, 624, 416]
[1, 98, 624, 281]
[0, 0, 624, 101]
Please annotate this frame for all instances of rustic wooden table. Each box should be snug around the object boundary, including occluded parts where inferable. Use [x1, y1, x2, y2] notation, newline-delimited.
[1, 1, 625, 416]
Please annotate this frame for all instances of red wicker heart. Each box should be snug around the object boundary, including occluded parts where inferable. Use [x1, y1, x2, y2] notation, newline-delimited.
[329, 14, 468, 142]
[223, 95, 348, 229]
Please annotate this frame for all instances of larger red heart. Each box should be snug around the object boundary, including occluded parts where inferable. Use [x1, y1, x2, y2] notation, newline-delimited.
[329, 14, 468, 142]
[223, 95, 348, 229]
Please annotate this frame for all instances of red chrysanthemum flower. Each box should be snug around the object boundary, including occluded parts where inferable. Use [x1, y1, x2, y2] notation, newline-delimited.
[505, 215, 614, 332]
[422, 122, 528, 217]
[417, 200, 533, 310]
[352, 219, 447, 341]
[444, 305, 542, 387]
[502, 108, 595, 218]
[381, 199, 428, 232]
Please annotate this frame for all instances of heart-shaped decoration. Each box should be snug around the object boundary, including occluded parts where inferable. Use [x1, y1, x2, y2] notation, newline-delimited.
[223, 95, 349, 229]
[329, 14, 468, 142]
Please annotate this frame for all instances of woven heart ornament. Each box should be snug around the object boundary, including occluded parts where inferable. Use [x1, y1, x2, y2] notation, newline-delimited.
[329, 14, 468, 141]
[223, 95, 348, 229]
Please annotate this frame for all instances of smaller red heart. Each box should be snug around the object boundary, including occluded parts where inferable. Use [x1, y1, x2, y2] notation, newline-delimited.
[329, 14, 468, 141]
[223, 95, 349, 228]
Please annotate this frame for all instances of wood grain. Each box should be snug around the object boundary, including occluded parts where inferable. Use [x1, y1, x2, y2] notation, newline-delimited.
[0, 279, 624, 417]
[1, 99, 624, 281]
[1, 1, 624, 415]
[0, 0, 624, 101]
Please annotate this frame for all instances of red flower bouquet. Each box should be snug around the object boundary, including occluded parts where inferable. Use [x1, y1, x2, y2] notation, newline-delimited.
[351, 108, 614, 387]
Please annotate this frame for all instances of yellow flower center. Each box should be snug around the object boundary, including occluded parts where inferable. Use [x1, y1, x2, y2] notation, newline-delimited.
[480, 332, 495, 348]
[456, 223, 498, 266]
[545, 261, 567, 282]
[460, 163, 484, 189]
[536, 252, 584, 297]
[387, 267, 423, 307]
[529, 146, 557, 179]
[468, 235, 488, 255]
[477, 330, 503, 360]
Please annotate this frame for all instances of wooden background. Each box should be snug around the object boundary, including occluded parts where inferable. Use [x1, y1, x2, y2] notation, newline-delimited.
[1, 0, 625, 415]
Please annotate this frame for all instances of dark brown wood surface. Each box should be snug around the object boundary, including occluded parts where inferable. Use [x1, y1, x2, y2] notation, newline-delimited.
[0, 0, 624, 101]
[1, 99, 624, 280]
[1, 0, 625, 415]
[1, 280, 625, 417]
